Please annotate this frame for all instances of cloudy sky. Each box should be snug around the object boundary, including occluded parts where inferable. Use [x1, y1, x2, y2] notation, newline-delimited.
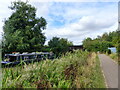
[0, 0, 118, 45]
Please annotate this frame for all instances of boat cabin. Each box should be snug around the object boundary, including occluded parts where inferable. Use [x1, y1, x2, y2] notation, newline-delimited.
[4, 52, 54, 62]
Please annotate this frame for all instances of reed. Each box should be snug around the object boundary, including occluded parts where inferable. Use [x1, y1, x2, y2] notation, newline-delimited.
[2, 50, 106, 88]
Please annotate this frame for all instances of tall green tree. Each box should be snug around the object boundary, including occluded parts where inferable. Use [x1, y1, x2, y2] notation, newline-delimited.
[48, 37, 73, 56]
[82, 37, 112, 53]
[112, 30, 120, 53]
[2, 1, 47, 53]
[101, 32, 109, 41]
[82, 37, 92, 51]
[82, 30, 120, 53]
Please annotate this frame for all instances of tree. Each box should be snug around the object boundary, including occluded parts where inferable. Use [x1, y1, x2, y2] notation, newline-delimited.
[2, 1, 47, 53]
[41, 45, 51, 52]
[48, 37, 73, 56]
[112, 30, 120, 54]
[101, 32, 109, 41]
[82, 37, 112, 53]
[82, 37, 92, 50]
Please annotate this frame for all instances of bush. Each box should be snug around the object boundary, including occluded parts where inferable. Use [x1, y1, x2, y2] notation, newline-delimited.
[107, 49, 111, 54]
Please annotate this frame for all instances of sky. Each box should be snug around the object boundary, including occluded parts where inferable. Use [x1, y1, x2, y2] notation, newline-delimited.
[0, 0, 118, 45]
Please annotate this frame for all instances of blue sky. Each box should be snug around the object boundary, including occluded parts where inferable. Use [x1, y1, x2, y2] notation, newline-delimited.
[0, 0, 118, 45]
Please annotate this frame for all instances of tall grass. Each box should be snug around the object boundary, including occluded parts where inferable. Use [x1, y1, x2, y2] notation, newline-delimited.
[2, 50, 106, 88]
[109, 53, 118, 64]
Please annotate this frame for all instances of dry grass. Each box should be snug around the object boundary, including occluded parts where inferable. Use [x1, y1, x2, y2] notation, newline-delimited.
[108, 53, 118, 64]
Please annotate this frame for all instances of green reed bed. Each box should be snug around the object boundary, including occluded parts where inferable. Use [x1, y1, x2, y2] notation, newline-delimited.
[2, 50, 106, 88]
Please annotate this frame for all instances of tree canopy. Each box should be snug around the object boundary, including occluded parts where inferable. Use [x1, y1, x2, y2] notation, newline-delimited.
[82, 30, 119, 53]
[2, 1, 47, 53]
[48, 37, 73, 56]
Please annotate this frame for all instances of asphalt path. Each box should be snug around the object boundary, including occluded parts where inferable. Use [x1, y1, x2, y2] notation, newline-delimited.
[98, 54, 118, 88]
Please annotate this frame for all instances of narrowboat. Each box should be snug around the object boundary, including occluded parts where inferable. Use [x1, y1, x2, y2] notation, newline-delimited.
[1, 52, 54, 67]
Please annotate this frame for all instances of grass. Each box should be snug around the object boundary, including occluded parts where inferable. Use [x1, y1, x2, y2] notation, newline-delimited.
[2, 50, 106, 88]
[108, 53, 118, 64]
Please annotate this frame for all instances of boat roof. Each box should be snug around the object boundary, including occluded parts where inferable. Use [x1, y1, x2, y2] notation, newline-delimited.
[5, 52, 51, 56]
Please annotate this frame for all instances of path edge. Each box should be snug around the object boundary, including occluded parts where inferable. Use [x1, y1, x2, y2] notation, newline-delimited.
[98, 54, 108, 88]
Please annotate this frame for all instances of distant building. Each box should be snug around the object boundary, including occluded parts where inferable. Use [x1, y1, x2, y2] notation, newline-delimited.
[69, 45, 83, 51]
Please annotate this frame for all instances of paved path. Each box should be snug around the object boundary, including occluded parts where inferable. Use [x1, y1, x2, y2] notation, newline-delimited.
[98, 54, 118, 88]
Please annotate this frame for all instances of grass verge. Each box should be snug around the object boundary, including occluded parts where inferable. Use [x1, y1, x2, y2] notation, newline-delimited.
[108, 53, 118, 64]
[2, 50, 106, 88]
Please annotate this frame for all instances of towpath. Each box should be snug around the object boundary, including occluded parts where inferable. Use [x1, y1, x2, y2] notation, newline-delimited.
[98, 54, 118, 88]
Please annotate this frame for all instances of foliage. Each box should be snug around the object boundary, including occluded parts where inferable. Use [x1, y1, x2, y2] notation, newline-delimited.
[109, 53, 119, 64]
[48, 37, 73, 56]
[83, 39, 112, 53]
[41, 45, 51, 52]
[2, 1, 47, 53]
[113, 31, 120, 54]
[2, 50, 106, 88]
[107, 49, 111, 55]
[82, 30, 119, 53]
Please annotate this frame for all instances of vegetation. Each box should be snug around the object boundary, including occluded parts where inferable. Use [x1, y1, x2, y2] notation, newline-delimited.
[2, 50, 106, 88]
[1, 1, 118, 88]
[48, 37, 73, 57]
[1, 1, 74, 59]
[108, 53, 118, 64]
[83, 38, 112, 53]
[2, 1, 47, 54]
[82, 30, 119, 54]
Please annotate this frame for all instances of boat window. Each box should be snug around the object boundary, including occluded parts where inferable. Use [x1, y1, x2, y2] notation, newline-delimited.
[24, 56, 29, 60]
[37, 55, 42, 58]
[9, 56, 17, 62]
[29, 55, 35, 59]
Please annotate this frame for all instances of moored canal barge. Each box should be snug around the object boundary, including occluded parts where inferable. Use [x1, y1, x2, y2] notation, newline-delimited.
[1, 52, 54, 67]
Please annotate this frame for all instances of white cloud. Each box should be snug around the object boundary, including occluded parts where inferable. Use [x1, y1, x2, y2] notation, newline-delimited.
[0, 1, 118, 45]
[31, 2, 52, 17]
[44, 2, 118, 45]
[29, 0, 119, 2]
